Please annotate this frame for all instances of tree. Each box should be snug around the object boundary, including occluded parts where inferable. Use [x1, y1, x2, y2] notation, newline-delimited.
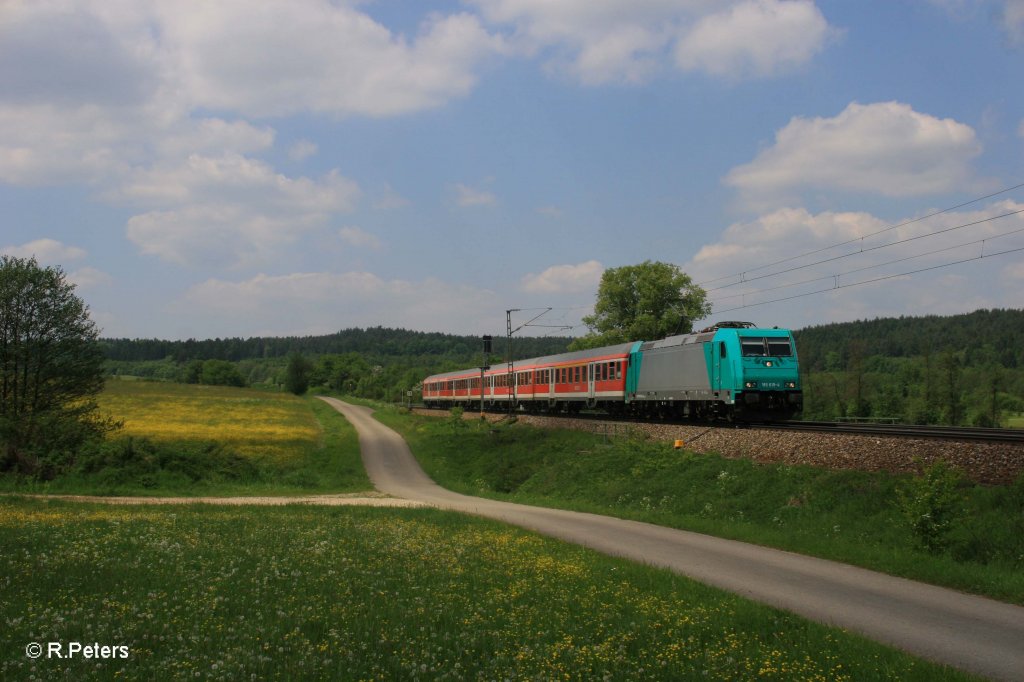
[0, 256, 118, 474]
[570, 261, 711, 350]
[199, 359, 245, 387]
[285, 352, 312, 395]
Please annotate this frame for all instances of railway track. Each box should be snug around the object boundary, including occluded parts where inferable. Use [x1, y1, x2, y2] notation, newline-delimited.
[755, 420, 1024, 443]
[414, 405, 1024, 444]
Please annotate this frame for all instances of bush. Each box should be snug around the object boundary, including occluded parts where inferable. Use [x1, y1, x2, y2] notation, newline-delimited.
[897, 459, 965, 554]
[447, 407, 466, 432]
[76, 436, 262, 487]
[199, 359, 246, 387]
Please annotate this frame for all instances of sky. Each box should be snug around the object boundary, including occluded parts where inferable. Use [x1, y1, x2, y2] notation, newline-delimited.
[2, 0, 1023, 341]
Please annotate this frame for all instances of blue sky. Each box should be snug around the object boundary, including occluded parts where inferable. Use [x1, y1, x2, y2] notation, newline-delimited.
[2, 0, 1023, 340]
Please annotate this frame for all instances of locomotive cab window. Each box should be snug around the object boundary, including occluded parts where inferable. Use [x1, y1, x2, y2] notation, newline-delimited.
[741, 338, 767, 357]
[767, 339, 793, 356]
[741, 337, 794, 357]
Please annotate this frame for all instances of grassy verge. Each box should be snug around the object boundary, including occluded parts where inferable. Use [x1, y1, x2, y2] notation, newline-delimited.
[374, 407, 1024, 605]
[0, 381, 371, 496]
[0, 498, 972, 681]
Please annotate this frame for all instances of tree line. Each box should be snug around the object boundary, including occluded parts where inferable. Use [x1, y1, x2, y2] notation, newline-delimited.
[101, 327, 572, 364]
[103, 331, 575, 401]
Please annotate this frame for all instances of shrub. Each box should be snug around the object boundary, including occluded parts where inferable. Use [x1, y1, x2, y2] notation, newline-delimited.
[199, 359, 246, 387]
[447, 406, 466, 432]
[897, 459, 965, 554]
[76, 436, 262, 486]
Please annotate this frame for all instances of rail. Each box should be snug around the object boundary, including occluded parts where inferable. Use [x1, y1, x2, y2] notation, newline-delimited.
[755, 421, 1024, 444]
[415, 405, 1024, 444]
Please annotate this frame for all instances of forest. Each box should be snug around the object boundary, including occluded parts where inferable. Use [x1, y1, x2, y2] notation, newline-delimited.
[793, 309, 1024, 425]
[102, 309, 1024, 426]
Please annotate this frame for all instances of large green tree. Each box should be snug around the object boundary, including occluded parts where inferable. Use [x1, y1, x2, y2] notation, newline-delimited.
[285, 352, 312, 395]
[570, 261, 711, 350]
[0, 256, 117, 474]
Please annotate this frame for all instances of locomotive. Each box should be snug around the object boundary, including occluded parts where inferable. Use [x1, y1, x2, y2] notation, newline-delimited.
[422, 322, 802, 421]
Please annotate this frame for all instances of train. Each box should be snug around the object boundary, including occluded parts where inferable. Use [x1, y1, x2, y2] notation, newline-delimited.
[421, 321, 802, 421]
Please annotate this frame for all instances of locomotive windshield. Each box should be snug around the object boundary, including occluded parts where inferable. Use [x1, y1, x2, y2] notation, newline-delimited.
[741, 337, 793, 357]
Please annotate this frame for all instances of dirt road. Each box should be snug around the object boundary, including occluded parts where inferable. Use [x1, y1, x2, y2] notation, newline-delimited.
[320, 397, 1024, 682]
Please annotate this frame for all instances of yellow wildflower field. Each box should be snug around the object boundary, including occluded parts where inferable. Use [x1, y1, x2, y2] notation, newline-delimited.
[97, 380, 321, 465]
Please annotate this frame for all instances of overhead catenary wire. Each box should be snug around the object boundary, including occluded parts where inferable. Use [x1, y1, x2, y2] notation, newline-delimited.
[705, 207, 1024, 293]
[710, 243, 1024, 315]
[695, 181, 1024, 289]
[710, 224, 1024, 304]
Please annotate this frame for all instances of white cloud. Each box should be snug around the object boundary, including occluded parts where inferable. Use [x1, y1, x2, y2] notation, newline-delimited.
[471, 0, 834, 84]
[1, 239, 111, 291]
[120, 154, 360, 267]
[2, 238, 87, 264]
[1003, 260, 1024, 280]
[68, 266, 114, 290]
[1007, 0, 1024, 40]
[0, 101, 276, 186]
[521, 260, 603, 293]
[115, 153, 359, 210]
[929, 1, 1024, 42]
[454, 183, 497, 207]
[373, 185, 411, 210]
[0, 1, 503, 187]
[126, 206, 290, 269]
[157, 119, 275, 159]
[0, 1, 506, 283]
[0, 2, 158, 109]
[674, 0, 834, 79]
[339, 226, 383, 250]
[685, 202, 1024, 328]
[159, 2, 505, 118]
[288, 140, 318, 162]
[725, 101, 982, 207]
[175, 271, 500, 336]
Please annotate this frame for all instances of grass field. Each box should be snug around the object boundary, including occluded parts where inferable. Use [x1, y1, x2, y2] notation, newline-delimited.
[98, 380, 321, 464]
[0, 380, 372, 496]
[0, 498, 971, 681]
[374, 406, 1024, 605]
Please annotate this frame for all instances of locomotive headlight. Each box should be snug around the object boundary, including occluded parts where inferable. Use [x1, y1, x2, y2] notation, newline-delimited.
[744, 381, 757, 388]
[785, 381, 796, 389]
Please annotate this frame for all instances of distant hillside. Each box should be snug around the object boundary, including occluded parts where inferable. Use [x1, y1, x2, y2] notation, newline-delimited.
[794, 309, 1024, 371]
[792, 309, 1024, 425]
[101, 327, 573, 364]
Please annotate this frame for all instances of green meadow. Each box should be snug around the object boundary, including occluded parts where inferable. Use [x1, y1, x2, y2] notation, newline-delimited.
[0, 388, 1006, 679]
[0, 499, 971, 681]
[374, 406, 1024, 605]
[0, 380, 371, 496]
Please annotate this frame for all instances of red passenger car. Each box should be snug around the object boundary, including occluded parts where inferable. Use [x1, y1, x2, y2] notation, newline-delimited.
[422, 342, 635, 414]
